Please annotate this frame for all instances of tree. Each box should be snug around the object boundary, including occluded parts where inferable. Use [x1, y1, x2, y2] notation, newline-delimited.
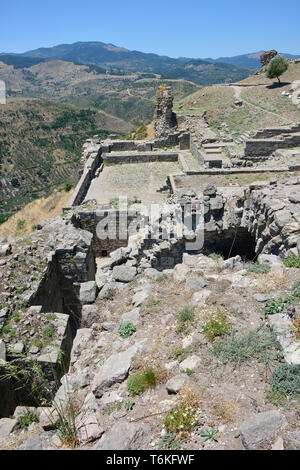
[265, 55, 289, 84]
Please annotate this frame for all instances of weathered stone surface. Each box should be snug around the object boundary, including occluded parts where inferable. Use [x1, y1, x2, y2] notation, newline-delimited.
[121, 308, 141, 325]
[81, 304, 99, 326]
[154, 86, 177, 138]
[132, 287, 151, 306]
[180, 355, 201, 371]
[185, 274, 207, 291]
[239, 410, 287, 450]
[79, 281, 97, 304]
[0, 243, 12, 257]
[0, 418, 17, 441]
[268, 313, 300, 364]
[260, 50, 277, 68]
[166, 374, 189, 394]
[25, 433, 44, 450]
[98, 282, 125, 300]
[191, 289, 211, 306]
[173, 263, 190, 283]
[92, 422, 150, 450]
[92, 341, 145, 397]
[75, 393, 105, 444]
[38, 407, 59, 430]
[203, 183, 217, 197]
[112, 265, 137, 283]
[0, 339, 6, 361]
[221, 255, 242, 270]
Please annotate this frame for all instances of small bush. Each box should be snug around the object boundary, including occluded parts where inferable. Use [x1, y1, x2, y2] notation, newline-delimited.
[293, 280, 300, 297]
[164, 403, 197, 438]
[283, 255, 300, 268]
[63, 179, 72, 192]
[17, 410, 39, 429]
[127, 367, 156, 396]
[264, 293, 293, 316]
[157, 431, 184, 450]
[176, 306, 195, 332]
[247, 263, 270, 274]
[118, 321, 136, 338]
[202, 311, 230, 342]
[212, 326, 280, 366]
[269, 364, 300, 397]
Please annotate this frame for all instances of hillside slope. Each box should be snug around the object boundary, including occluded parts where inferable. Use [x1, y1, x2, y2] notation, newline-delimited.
[0, 59, 200, 123]
[0, 98, 132, 218]
[175, 62, 300, 137]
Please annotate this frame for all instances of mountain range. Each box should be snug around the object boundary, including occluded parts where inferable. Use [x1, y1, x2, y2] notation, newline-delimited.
[2, 41, 300, 73]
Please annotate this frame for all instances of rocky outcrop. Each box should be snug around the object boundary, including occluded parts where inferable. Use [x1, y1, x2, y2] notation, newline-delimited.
[154, 85, 177, 138]
[260, 50, 277, 68]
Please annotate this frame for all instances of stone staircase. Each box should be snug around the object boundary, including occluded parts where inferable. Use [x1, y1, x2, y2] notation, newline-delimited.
[234, 131, 253, 144]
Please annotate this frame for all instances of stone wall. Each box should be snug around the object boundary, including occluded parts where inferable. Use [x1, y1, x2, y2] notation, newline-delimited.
[154, 85, 178, 138]
[244, 134, 300, 157]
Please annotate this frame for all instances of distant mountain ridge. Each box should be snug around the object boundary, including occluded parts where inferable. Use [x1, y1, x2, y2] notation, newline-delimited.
[0, 41, 254, 87]
[203, 51, 300, 69]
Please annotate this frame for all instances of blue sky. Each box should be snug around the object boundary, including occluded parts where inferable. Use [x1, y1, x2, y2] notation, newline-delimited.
[1, 0, 300, 58]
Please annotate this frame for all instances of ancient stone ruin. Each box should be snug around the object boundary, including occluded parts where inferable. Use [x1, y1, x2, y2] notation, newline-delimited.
[154, 85, 178, 138]
[0, 84, 299, 451]
[260, 49, 278, 68]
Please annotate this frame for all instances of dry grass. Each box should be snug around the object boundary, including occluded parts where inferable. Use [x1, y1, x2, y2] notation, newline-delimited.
[146, 121, 155, 139]
[178, 387, 202, 410]
[0, 190, 70, 238]
[174, 62, 300, 135]
[254, 271, 291, 294]
[211, 398, 236, 424]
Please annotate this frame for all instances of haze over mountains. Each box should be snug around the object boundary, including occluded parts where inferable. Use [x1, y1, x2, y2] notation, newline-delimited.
[2, 41, 300, 72]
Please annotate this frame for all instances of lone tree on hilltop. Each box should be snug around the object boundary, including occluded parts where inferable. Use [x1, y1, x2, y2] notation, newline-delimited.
[265, 55, 289, 84]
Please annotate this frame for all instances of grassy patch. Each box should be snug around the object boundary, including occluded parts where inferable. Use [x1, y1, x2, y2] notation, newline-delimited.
[269, 364, 300, 398]
[283, 255, 300, 268]
[202, 310, 230, 342]
[246, 263, 271, 275]
[212, 325, 281, 367]
[17, 410, 39, 429]
[176, 306, 195, 333]
[118, 321, 136, 338]
[127, 367, 157, 396]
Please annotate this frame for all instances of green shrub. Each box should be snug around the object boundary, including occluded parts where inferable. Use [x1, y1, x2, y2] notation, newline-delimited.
[127, 367, 156, 396]
[264, 293, 293, 316]
[176, 306, 195, 332]
[164, 403, 197, 437]
[202, 311, 230, 342]
[265, 55, 289, 84]
[118, 321, 136, 338]
[247, 263, 270, 274]
[63, 179, 72, 192]
[293, 280, 300, 297]
[283, 256, 300, 268]
[212, 326, 280, 366]
[269, 364, 300, 397]
[17, 410, 39, 429]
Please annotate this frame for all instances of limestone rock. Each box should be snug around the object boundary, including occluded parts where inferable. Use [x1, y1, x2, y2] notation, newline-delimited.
[93, 422, 150, 450]
[0, 418, 17, 442]
[180, 355, 201, 371]
[166, 374, 189, 394]
[92, 342, 144, 397]
[0, 339, 6, 361]
[112, 265, 137, 283]
[75, 393, 105, 444]
[79, 281, 97, 304]
[191, 289, 211, 306]
[239, 410, 287, 450]
[121, 308, 141, 326]
[173, 263, 190, 283]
